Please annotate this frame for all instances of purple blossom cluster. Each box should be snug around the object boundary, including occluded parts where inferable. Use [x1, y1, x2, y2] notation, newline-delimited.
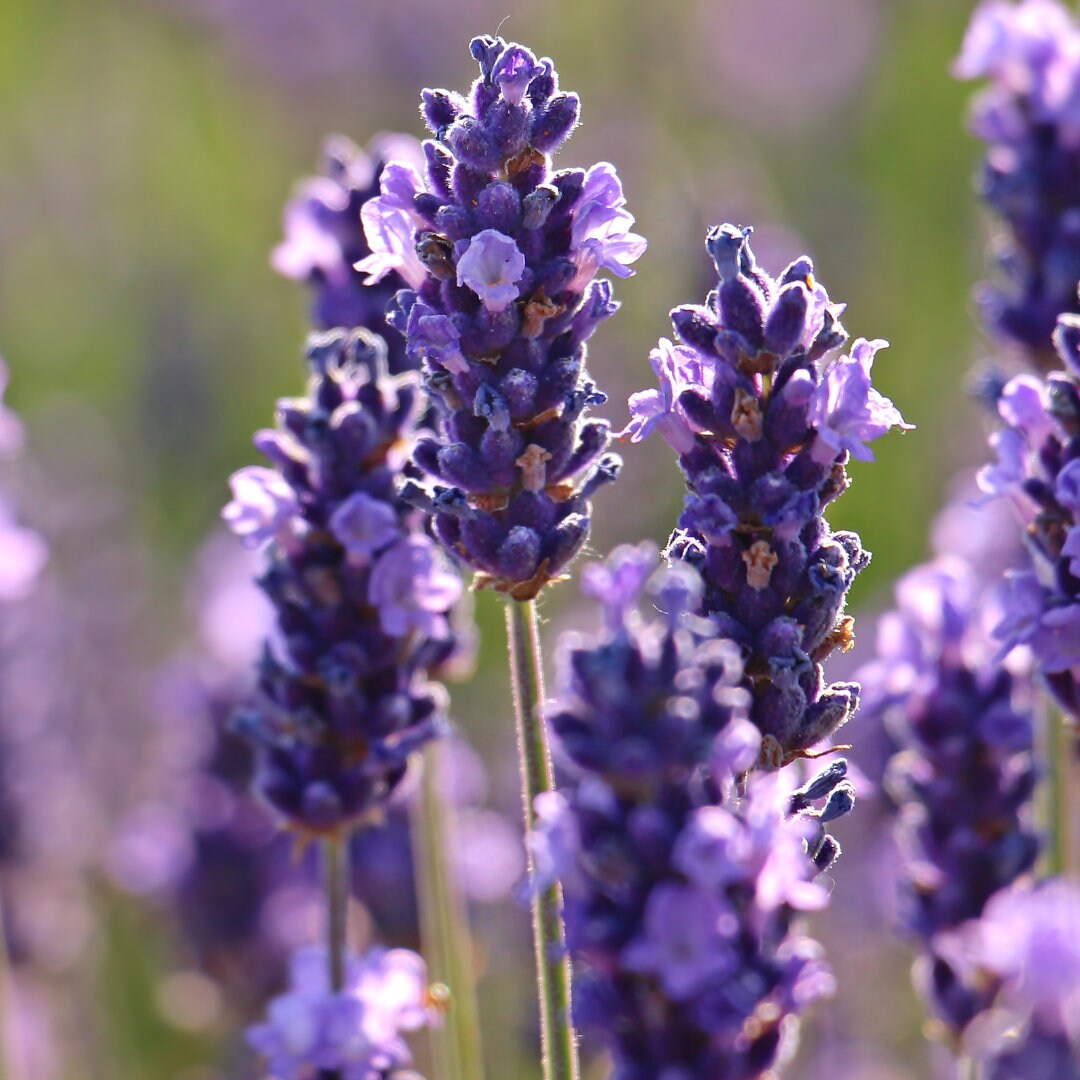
[538, 544, 846, 1078]
[937, 881, 1080, 1076]
[248, 943, 435, 1079]
[955, 0, 1080, 360]
[359, 35, 645, 599]
[626, 224, 909, 766]
[978, 309, 1080, 713]
[273, 133, 425, 373]
[857, 556, 1040, 1036]
[224, 328, 461, 835]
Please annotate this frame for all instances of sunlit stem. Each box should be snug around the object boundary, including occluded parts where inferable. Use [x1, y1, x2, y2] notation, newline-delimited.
[323, 835, 350, 993]
[413, 741, 487, 1080]
[1045, 703, 1074, 877]
[505, 598, 580, 1080]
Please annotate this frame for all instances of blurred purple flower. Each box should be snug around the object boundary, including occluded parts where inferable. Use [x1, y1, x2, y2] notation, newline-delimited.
[247, 944, 433, 1079]
[369, 536, 462, 639]
[956, 0, 1080, 357]
[222, 466, 298, 551]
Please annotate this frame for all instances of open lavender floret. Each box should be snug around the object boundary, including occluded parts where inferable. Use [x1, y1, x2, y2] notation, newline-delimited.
[224, 329, 461, 835]
[627, 224, 909, 766]
[359, 35, 645, 599]
[538, 544, 849, 1079]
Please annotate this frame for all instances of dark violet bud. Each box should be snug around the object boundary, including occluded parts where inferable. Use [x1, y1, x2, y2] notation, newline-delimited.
[223, 330, 464, 835]
[629, 226, 908, 766]
[542, 554, 834, 1077]
[364, 37, 646, 600]
[421, 87, 464, 135]
[530, 92, 581, 153]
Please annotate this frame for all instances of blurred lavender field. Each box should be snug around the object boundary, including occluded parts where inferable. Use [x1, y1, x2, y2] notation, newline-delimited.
[0, 0, 998, 1077]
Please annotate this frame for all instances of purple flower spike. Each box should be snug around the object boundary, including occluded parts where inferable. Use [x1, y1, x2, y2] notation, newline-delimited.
[956, 0, 1080, 359]
[272, 135, 425, 372]
[223, 466, 298, 550]
[543, 560, 841, 1076]
[375, 36, 644, 599]
[630, 225, 906, 764]
[226, 329, 462, 835]
[455, 229, 526, 312]
[809, 338, 912, 465]
[858, 552, 1040, 1040]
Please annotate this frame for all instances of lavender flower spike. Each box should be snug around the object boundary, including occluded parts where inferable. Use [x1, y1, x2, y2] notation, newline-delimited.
[629, 224, 909, 767]
[978, 307, 1080, 715]
[224, 328, 461, 836]
[273, 133, 425, 374]
[540, 549, 842, 1078]
[858, 556, 1040, 1038]
[361, 36, 645, 599]
[955, 0, 1080, 360]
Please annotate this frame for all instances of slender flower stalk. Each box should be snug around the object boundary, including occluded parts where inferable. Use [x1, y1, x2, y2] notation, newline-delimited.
[625, 224, 909, 768]
[412, 742, 485, 1080]
[506, 600, 577, 1080]
[324, 837, 350, 993]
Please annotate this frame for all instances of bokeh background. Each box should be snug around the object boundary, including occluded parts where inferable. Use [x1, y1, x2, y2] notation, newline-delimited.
[0, 0, 996, 1076]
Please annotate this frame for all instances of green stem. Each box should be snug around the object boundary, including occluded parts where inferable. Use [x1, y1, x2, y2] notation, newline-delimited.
[959, 1054, 982, 1080]
[1046, 704, 1073, 878]
[505, 598, 580, 1080]
[412, 742, 487, 1080]
[0, 897, 16, 1080]
[323, 835, 350, 993]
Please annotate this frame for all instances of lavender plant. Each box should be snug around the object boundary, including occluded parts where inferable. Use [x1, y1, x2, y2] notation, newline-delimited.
[537, 544, 848, 1078]
[857, 557, 1040, 1042]
[224, 327, 461, 1075]
[224, 329, 460, 833]
[626, 224, 909, 768]
[954, 0, 1080, 363]
[356, 36, 646, 1079]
